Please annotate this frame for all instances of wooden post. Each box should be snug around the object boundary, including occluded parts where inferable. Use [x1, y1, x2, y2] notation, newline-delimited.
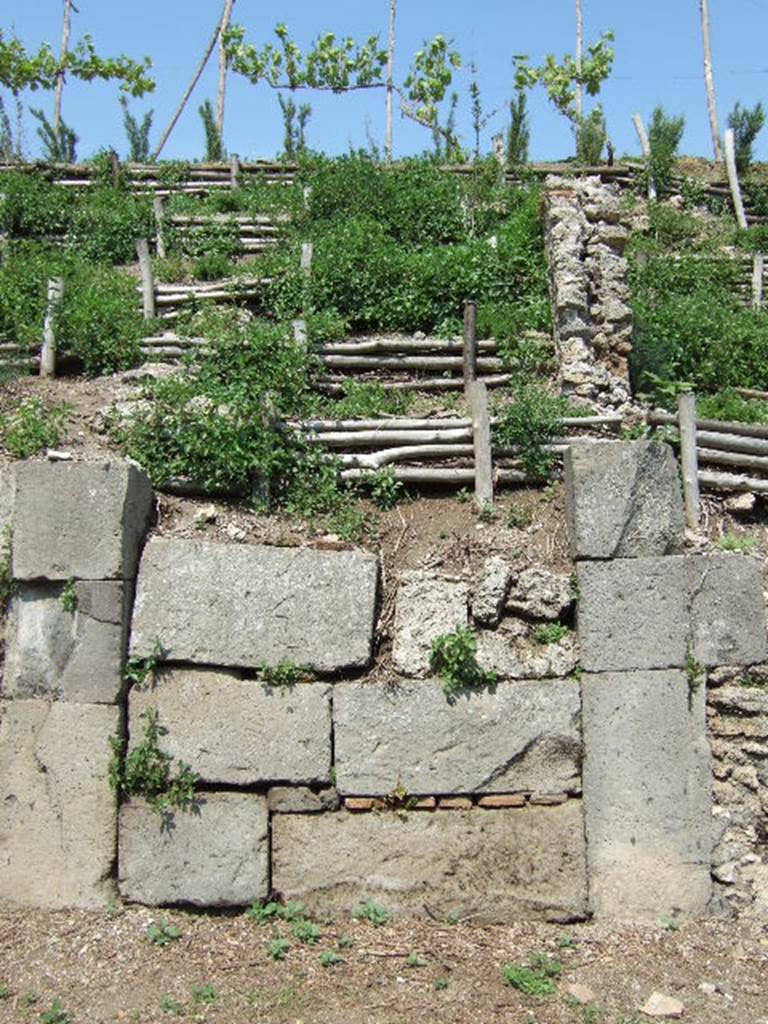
[136, 239, 156, 320]
[468, 379, 493, 509]
[258, 390, 276, 509]
[631, 112, 657, 201]
[463, 299, 477, 395]
[678, 393, 700, 531]
[292, 318, 308, 351]
[724, 128, 748, 231]
[110, 150, 120, 187]
[153, 196, 166, 260]
[300, 242, 313, 275]
[229, 152, 240, 189]
[752, 253, 764, 311]
[492, 133, 505, 176]
[40, 277, 64, 378]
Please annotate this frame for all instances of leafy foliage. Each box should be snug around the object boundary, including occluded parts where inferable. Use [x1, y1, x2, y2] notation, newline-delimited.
[493, 384, 571, 480]
[198, 98, 224, 161]
[30, 107, 77, 163]
[501, 963, 558, 996]
[351, 900, 392, 927]
[646, 106, 685, 198]
[108, 708, 198, 814]
[507, 88, 530, 165]
[278, 93, 311, 160]
[727, 101, 765, 175]
[0, 397, 68, 457]
[577, 105, 606, 165]
[119, 95, 153, 161]
[430, 625, 496, 697]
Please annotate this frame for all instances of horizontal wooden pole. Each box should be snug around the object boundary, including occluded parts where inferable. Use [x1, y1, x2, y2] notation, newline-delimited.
[698, 469, 768, 493]
[318, 338, 499, 355]
[649, 408, 768, 441]
[320, 354, 504, 372]
[340, 466, 530, 485]
[697, 446, 768, 473]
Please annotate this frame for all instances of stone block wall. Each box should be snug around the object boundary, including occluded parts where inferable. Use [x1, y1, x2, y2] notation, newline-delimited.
[1, 445, 768, 922]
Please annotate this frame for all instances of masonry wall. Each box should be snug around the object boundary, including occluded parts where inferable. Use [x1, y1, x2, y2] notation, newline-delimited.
[1, 442, 767, 922]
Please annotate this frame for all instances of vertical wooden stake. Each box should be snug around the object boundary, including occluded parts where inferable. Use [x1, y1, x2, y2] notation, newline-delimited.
[110, 149, 120, 187]
[136, 238, 156, 320]
[153, 196, 166, 260]
[300, 242, 313, 274]
[292, 318, 308, 351]
[229, 152, 240, 189]
[631, 112, 657, 201]
[40, 277, 64, 378]
[258, 390, 276, 510]
[724, 128, 748, 231]
[752, 253, 764, 311]
[678, 392, 700, 531]
[463, 299, 477, 395]
[468, 380, 493, 509]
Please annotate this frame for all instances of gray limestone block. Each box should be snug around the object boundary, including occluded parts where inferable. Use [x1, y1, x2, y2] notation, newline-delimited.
[12, 461, 153, 581]
[475, 628, 579, 680]
[130, 539, 379, 673]
[129, 668, 332, 785]
[392, 571, 468, 677]
[688, 554, 767, 668]
[565, 441, 684, 559]
[334, 679, 581, 796]
[0, 465, 15, 544]
[272, 803, 587, 922]
[118, 792, 268, 907]
[577, 554, 767, 673]
[577, 557, 688, 672]
[4, 580, 131, 703]
[0, 700, 118, 909]
[582, 670, 712, 920]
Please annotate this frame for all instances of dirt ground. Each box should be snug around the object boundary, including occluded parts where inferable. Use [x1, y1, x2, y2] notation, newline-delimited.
[0, 907, 767, 1024]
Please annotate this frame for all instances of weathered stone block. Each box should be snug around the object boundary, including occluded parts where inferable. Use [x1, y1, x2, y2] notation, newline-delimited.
[392, 571, 468, 677]
[582, 670, 711, 920]
[5, 581, 130, 703]
[273, 803, 587, 922]
[472, 556, 512, 626]
[131, 539, 378, 672]
[13, 461, 153, 581]
[476, 628, 580, 680]
[688, 554, 767, 667]
[119, 793, 268, 906]
[565, 441, 684, 559]
[577, 555, 766, 673]
[268, 787, 340, 813]
[334, 679, 581, 795]
[577, 557, 687, 672]
[506, 568, 573, 621]
[129, 668, 332, 784]
[0, 700, 118, 909]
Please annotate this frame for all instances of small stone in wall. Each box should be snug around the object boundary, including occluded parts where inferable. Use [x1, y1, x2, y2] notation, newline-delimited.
[724, 492, 755, 515]
[472, 556, 513, 626]
[475, 623, 579, 680]
[392, 570, 468, 677]
[506, 567, 573, 621]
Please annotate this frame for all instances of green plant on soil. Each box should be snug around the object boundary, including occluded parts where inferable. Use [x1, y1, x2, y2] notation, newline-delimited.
[191, 983, 216, 1005]
[493, 384, 571, 481]
[108, 707, 198, 814]
[351, 899, 392, 927]
[501, 962, 558, 996]
[248, 899, 306, 925]
[430, 624, 496, 697]
[291, 920, 322, 945]
[158, 995, 184, 1015]
[40, 999, 72, 1024]
[363, 466, 406, 510]
[0, 397, 69, 458]
[715, 533, 757, 552]
[319, 950, 344, 967]
[533, 623, 569, 645]
[267, 935, 291, 960]
[146, 918, 181, 947]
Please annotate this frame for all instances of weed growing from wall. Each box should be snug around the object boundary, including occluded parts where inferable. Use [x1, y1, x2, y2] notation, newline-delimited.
[430, 625, 496, 698]
[108, 708, 198, 814]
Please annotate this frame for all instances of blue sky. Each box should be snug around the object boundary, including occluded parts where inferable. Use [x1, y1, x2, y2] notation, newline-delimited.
[4, 1, 768, 163]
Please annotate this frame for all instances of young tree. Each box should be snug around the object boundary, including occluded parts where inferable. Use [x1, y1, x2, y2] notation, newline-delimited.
[31, 105, 77, 162]
[0, 25, 153, 161]
[277, 93, 311, 159]
[727, 101, 765, 175]
[120, 96, 153, 161]
[699, 0, 721, 162]
[506, 87, 529, 165]
[514, 31, 614, 160]
[224, 22, 462, 154]
[199, 98, 225, 160]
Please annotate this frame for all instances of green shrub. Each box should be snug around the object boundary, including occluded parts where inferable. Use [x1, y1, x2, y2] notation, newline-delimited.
[68, 186, 153, 264]
[58, 263, 144, 373]
[0, 398, 69, 457]
[727, 101, 765, 175]
[645, 106, 685, 199]
[430, 625, 496, 697]
[493, 384, 571, 480]
[0, 171, 73, 237]
[501, 963, 557, 996]
[696, 389, 768, 424]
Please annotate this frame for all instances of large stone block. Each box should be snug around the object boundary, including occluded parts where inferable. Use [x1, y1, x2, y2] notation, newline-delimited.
[688, 554, 767, 667]
[129, 668, 331, 784]
[565, 441, 684, 559]
[577, 555, 766, 673]
[582, 670, 712, 920]
[273, 803, 587, 922]
[334, 679, 581, 796]
[4, 581, 130, 703]
[118, 793, 268, 907]
[12, 461, 153, 581]
[0, 700, 118, 909]
[392, 571, 468, 677]
[131, 539, 378, 672]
